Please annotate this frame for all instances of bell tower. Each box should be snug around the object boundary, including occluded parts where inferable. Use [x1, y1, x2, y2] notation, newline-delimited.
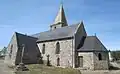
[50, 3, 68, 30]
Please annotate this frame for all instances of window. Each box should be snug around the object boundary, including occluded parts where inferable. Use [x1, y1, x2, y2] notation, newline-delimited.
[98, 53, 102, 60]
[10, 45, 13, 54]
[54, 26, 56, 29]
[57, 57, 60, 66]
[55, 42, 60, 54]
[42, 44, 45, 54]
[9, 45, 13, 58]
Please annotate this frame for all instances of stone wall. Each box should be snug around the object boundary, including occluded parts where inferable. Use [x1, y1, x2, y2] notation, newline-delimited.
[4, 32, 41, 66]
[93, 52, 109, 70]
[78, 51, 109, 70]
[4, 33, 18, 66]
[37, 39, 74, 67]
[94, 61, 108, 70]
[78, 52, 94, 70]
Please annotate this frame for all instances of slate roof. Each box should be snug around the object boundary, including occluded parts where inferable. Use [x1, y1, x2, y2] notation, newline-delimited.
[15, 32, 40, 53]
[77, 36, 108, 52]
[31, 23, 80, 42]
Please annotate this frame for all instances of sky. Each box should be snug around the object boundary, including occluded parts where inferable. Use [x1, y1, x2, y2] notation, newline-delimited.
[0, 0, 120, 50]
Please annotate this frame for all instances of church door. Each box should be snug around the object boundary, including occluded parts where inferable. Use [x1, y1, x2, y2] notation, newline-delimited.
[78, 56, 83, 67]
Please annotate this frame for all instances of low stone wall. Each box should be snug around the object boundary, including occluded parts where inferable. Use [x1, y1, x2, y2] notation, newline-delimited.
[94, 61, 108, 70]
[78, 52, 94, 70]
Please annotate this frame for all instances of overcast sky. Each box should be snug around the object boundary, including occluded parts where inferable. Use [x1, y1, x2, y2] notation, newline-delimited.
[0, 0, 120, 50]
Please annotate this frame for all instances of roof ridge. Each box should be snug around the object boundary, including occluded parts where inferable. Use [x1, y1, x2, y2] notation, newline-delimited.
[16, 32, 38, 39]
[32, 23, 80, 36]
[77, 36, 108, 52]
[36, 23, 80, 42]
[37, 23, 79, 34]
[50, 23, 79, 31]
[87, 36, 96, 37]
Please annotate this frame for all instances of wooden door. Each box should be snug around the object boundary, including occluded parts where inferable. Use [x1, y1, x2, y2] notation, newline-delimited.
[78, 56, 83, 67]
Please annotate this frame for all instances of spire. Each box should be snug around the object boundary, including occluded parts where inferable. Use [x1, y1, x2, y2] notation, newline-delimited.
[52, 3, 68, 28]
[80, 20, 84, 25]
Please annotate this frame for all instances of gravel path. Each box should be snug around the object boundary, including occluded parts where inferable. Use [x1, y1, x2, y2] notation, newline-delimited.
[0, 60, 15, 74]
[81, 70, 120, 74]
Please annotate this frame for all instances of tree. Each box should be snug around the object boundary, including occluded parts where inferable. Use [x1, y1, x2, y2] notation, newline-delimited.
[0, 47, 7, 56]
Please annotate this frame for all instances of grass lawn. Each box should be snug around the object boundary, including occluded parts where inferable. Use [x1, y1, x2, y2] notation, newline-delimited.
[15, 64, 81, 74]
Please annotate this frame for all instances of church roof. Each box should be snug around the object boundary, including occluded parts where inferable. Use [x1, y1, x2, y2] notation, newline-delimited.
[32, 23, 80, 42]
[77, 36, 108, 52]
[15, 32, 40, 53]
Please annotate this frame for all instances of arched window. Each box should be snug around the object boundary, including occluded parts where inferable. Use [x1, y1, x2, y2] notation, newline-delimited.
[98, 53, 102, 60]
[42, 44, 45, 54]
[57, 57, 60, 66]
[55, 42, 60, 54]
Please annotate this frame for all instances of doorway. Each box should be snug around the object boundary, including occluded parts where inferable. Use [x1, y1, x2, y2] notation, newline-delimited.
[78, 56, 83, 67]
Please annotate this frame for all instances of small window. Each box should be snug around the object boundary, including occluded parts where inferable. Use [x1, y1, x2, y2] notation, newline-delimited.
[10, 45, 13, 50]
[57, 57, 60, 66]
[42, 44, 45, 54]
[55, 42, 60, 54]
[98, 53, 102, 60]
[54, 26, 56, 29]
[10, 45, 13, 54]
[9, 45, 13, 58]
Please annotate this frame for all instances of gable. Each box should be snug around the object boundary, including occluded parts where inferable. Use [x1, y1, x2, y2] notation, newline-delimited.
[77, 36, 108, 52]
[4, 32, 19, 65]
[74, 22, 87, 49]
[14, 32, 40, 64]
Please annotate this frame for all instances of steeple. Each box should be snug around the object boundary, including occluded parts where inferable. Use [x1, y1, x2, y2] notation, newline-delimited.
[50, 3, 68, 30]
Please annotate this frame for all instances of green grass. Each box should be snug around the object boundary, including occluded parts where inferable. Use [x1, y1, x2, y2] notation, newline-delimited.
[15, 64, 81, 74]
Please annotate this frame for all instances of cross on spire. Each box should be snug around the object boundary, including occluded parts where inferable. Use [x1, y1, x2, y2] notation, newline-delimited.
[53, 2, 67, 26]
[50, 1, 68, 30]
[60, 0, 63, 5]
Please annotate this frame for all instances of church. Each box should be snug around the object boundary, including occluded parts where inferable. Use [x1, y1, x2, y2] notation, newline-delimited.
[4, 4, 109, 70]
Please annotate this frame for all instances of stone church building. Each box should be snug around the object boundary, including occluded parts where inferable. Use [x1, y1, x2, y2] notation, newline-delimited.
[4, 4, 109, 70]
